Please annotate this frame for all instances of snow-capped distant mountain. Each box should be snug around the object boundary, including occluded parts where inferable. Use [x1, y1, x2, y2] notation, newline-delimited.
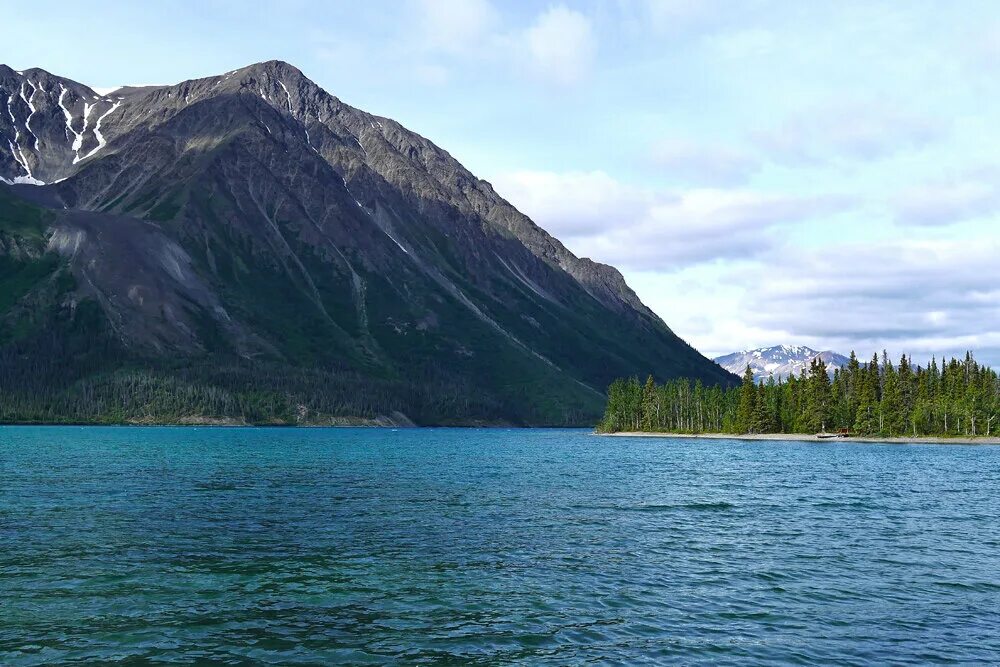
[713, 345, 851, 383]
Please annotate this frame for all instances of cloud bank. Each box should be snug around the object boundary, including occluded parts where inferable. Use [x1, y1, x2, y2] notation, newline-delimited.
[493, 170, 853, 270]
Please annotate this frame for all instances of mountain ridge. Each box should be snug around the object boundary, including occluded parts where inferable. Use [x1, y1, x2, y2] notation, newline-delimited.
[714, 345, 850, 383]
[0, 60, 735, 425]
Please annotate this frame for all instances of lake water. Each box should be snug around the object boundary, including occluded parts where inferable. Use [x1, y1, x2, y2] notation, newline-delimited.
[1, 427, 999, 664]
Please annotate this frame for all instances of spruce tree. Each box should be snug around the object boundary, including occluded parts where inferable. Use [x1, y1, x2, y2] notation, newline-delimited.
[765, 374, 781, 432]
[804, 357, 832, 432]
[845, 351, 861, 424]
[880, 357, 903, 436]
[898, 354, 915, 428]
[854, 358, 879, 435]
[830, 368, 849, 430]
[600, 351, 997, 438]
[736, 365, 757, 433]
[781, 375, 797, 432]
[752, 382, 771, 433]
[641, 375, 657, 431]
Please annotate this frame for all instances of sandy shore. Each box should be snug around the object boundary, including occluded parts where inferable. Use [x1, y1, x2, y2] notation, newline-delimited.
[602, 431, 1000, 445]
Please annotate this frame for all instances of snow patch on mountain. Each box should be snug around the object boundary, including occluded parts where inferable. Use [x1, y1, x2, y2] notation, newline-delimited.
[78, 101, 121, 162]
[714, 345, 850, 383]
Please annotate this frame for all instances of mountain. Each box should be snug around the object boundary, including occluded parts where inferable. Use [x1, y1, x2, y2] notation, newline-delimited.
[714, 345, 850, 383]
[0, 61, 736, 426]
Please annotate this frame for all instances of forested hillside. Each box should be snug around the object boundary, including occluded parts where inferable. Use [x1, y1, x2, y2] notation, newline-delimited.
[600, 352, 1000, 438]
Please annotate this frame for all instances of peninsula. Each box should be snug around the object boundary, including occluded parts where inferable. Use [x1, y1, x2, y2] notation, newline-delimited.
[598, 352, 1000, 440]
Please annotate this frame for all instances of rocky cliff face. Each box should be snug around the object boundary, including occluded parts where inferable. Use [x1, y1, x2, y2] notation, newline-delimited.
[0, 60, 735, 425]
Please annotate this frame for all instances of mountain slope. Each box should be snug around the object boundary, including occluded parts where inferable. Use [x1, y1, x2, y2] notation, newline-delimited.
[0, 61, 736, 425]
[714, 345, 850, 383]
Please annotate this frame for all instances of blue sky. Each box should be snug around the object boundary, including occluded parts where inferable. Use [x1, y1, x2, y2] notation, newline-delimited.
[7, 0, 1000, 363]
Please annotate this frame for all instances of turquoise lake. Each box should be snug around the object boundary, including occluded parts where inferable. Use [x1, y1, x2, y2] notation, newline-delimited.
[2, 426, 999, 664]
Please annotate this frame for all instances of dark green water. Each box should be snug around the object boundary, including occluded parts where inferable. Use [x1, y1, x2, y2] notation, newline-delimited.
[2, 427, 999, 664]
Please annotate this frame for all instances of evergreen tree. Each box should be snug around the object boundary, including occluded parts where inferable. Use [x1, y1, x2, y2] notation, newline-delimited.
[854, 357, 879, 435]
[911, 369, 931, 437]
[641, 375, 657, 431]
[597, 351, 998, 438]
[765, 374, 781, 432]
[752, 382, 772, 433]
[804, 357, 832, 432]
[880, 356, 904, 436]
[830, 368, 847, 430]
[735, 365, 757, 433]
[781, 374, 797, 432]
[898, 354, 915, 429]
[845, 351, 862, 425]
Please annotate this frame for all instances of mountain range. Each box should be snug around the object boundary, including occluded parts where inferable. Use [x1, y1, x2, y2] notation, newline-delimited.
[0, 60, 735, 425]
[714, 345, 850, 383]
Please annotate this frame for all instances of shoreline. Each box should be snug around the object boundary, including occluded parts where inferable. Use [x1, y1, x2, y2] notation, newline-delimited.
[602, 432, 1000, 445]
[0, 422, 567, 429]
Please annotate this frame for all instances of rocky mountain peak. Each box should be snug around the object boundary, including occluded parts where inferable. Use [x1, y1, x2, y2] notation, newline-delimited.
[715, 345, 851, 383]
[239, 59, 310, 85]
[1, 61, 735, 424]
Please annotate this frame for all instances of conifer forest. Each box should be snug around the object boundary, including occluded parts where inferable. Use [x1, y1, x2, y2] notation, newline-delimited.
[599, 353, 1000, 438]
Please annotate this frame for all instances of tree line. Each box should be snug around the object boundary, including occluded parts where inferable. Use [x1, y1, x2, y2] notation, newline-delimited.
[598, 352, 1000, 437]
[0, 301, 526, 426]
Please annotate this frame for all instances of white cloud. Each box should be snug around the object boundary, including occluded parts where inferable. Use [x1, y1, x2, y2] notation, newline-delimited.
[727, 238, 1000, 364]
[579, 189, 848, 269]
[405, 1, 597, 87]
[415, 0, 499, 54]
[492, 169, 851, 270]
[491, 168, 1000, 364]
[523, 5, 596, 86]
[622, 267, 785, 359]
[649, 138, 759, 185]
[893, 178, 1000, 226]
[754, 102, 945, 165]
[493, 170, 655, 236]
[626, 235, 1000, 364]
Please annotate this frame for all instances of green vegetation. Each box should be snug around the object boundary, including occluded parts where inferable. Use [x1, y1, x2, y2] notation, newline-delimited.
[599, 352, 1000, 438]
[0, 186, 603, 426]
[0, 296, 527, 425]
[0, 189, 52, 239]
[0, 293, 588, 426]
[0, 145, 725, 428]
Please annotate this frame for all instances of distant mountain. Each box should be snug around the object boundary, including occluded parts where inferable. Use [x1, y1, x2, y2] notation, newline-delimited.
[714, 345, 850, 383]
[0, 61, 736, 426]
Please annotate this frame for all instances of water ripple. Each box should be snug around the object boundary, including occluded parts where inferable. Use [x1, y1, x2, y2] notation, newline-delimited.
[1, 427, 999, 664]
